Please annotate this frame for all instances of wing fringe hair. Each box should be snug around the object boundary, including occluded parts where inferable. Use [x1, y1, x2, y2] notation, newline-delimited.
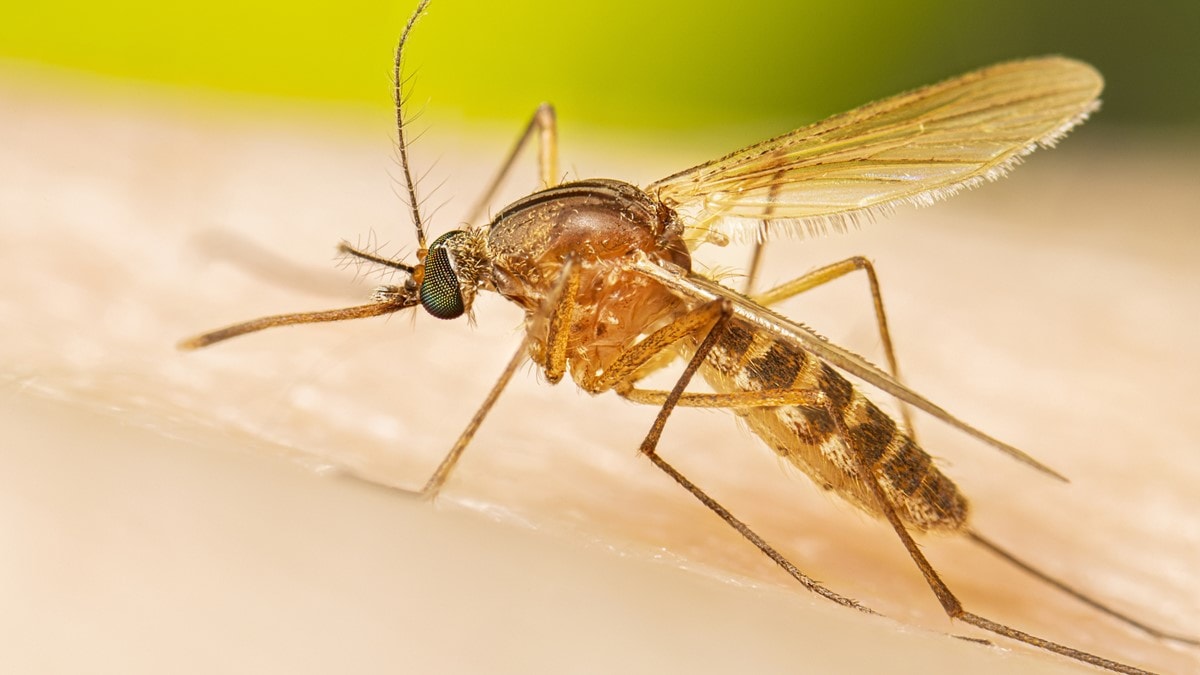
[646, 57, 1103, 245]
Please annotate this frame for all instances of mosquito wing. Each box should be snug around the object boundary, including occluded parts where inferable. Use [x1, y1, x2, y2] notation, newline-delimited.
[646, 57, 1103, 245]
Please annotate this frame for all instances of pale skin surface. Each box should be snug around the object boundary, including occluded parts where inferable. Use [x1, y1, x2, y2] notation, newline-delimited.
[1, 67, 1197, 673]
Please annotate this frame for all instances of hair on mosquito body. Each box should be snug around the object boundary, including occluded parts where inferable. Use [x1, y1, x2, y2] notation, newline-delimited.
[179, 1, 1197, 673]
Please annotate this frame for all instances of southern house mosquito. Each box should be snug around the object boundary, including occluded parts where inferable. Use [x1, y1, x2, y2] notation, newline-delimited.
[180, 1, 1195, 672]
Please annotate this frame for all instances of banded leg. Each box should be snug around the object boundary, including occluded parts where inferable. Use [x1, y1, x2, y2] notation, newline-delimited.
[465, 103, 559, 226]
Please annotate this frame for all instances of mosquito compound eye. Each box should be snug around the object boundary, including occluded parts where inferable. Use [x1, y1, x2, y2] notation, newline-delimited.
[420, 231, 465, 319]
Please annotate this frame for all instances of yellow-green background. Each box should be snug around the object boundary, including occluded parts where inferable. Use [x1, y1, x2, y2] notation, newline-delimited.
[3, 0, 1197, 132]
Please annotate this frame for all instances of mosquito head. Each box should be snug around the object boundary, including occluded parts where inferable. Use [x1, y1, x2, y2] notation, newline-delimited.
[414, 229, 489, 321]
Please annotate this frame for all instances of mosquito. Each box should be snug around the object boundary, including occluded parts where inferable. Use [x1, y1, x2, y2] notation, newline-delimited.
[180, 1, 1195, 672]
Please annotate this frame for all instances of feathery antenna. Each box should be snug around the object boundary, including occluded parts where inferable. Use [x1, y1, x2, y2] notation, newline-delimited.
[394, 0, 432, 250]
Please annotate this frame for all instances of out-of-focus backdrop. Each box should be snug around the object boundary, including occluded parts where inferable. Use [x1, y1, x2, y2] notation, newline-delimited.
[3, 0, 1198, 133]
[2, 2, 1198, 674]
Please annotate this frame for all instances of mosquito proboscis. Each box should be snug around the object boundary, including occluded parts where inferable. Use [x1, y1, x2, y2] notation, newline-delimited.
[179, 2, 1196, 672]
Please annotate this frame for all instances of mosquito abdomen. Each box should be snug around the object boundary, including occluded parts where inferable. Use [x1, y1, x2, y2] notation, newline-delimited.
[703, 320, 968, 532]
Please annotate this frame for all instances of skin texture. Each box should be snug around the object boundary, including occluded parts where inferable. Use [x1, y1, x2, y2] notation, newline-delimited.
[1, 67, 1197, 673]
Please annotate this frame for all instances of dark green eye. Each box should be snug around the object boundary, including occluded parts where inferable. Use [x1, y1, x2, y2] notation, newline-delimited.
[420, 231, 465, 319]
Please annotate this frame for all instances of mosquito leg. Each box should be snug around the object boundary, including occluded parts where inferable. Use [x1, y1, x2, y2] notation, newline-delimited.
[413, 266, 755, 499]
[743, 240, 767, 295]
[465, 103, 559, 226]
[620, 299, 875, 613]
[742, 175, 784, 295]
[854, 450, 1155, 673]
[622, 349, 1180, 669]
[414, 333, 531, 498]
[621, 382, 1182, 670]
[619, 387, 833, 409]
[574, 295, 876, 611]
[753, 256, 915, 435]
[643, 452, 874, 613]
[417, 257, 580, 496]
[541, 258, 580, 384]
[967, 529, 1199, 647]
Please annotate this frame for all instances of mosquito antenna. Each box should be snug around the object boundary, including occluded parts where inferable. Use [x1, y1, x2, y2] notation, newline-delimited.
[394, 0, 433, 250]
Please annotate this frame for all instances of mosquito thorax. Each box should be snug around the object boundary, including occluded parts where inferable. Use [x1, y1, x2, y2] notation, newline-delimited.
[485, 179, 692, 309]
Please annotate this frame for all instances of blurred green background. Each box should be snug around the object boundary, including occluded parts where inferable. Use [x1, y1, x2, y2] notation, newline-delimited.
[2, 0, 1197, 134]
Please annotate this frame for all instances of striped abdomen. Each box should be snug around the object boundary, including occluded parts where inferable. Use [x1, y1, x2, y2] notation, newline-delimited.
[700, 318, 968, 532]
